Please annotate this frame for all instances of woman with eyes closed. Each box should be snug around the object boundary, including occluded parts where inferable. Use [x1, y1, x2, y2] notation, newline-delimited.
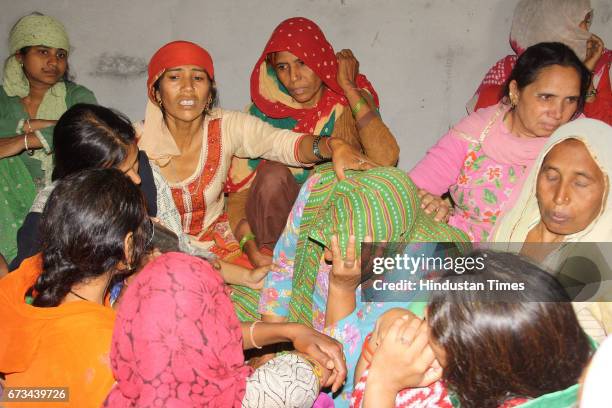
[493, 118, 612, 342]
[0, 13, 96, 263]
[136, 41, 371, 313]
[226, 17, 399, 269]
[409, 42, 591, 243]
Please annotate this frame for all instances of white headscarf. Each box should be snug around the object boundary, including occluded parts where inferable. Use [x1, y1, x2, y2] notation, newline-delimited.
[492, 118, 612, 341]
[493, 118, 612, 244]
[510, 0, 592, 60]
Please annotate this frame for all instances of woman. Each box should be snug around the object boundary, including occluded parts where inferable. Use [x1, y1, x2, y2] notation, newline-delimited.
[11, 104, 264, 293]
[104, 251, 348, 407]
[410, 42, 591, 242]
[138, 40, 370, 267]
[258, 164, 469, 406]
[468, 0, 611, 125]
[227, 17, 400, 267]
[492, 118, 612, 341]
[353, 251, 593, 408]
[0, 168, 151, 407]
[0, 13, 97, 262]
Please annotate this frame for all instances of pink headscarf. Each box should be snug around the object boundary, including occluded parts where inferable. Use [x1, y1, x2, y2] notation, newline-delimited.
[103, 252, 252, 407]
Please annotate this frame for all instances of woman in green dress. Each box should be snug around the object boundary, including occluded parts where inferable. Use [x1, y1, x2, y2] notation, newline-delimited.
[0, 13, 97, 261]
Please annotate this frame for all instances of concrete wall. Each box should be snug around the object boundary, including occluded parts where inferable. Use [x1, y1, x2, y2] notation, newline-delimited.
[1, 0, 611, 169]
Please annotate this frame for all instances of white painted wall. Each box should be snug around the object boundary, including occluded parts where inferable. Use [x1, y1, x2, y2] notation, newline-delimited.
[2, 0, 611, 169]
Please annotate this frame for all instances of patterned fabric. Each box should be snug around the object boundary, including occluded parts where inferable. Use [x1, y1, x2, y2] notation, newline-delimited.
[410, 104, 548, 242]
[350, 369, 452, 408]
[242, 353, 319, 408]
[226, 16, 380, 192]
[258, 164, 469, 406]
[104, 252, 252, 407]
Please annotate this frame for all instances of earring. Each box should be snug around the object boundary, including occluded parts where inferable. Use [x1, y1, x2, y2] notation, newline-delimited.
[157, 99, 163, 108]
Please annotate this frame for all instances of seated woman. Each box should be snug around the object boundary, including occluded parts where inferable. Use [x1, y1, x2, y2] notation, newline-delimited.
[137, 40, 370, 268]
[493, 118, 612, 341]
[0, 13, 97, 262]
[258, 164, 469, 406]
[468, 0, 611, 125]
[10, 104, 265, 292]
[352, 251, 593, 408]
[103, 252, 348, 407]
[410, 42, 590, 242]
[0, 168, 151, 407]
[227, 17, 399, 268]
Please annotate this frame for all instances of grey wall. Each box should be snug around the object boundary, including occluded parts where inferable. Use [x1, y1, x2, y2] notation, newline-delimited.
[2, 0, 611, 169]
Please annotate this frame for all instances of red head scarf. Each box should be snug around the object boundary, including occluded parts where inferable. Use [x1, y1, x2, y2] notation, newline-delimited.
[250, 17, 379, 133]
[147, 41, 215, 101]
[103, 252, 252, 407]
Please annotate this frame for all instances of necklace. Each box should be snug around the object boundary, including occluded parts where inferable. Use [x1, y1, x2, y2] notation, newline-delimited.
[69, 290, 92, 302]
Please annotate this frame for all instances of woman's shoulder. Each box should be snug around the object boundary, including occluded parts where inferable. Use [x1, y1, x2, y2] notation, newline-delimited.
[451, 103, 506, 141]
[65, 82, 97, 105]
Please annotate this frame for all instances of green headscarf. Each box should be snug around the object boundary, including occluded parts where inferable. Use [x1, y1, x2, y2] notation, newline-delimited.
[3, 14, 71, 186]
[3, 13, 70, 105]
[287, 164, 470, 325]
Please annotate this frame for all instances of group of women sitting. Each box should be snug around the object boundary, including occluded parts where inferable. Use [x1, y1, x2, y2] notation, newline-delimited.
[1, 0, 611, 407]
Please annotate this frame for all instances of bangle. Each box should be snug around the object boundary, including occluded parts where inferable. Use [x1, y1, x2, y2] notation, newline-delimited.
[249, 320, 262, 349]
[23, 133, 34, 156]
[25, 119, 33, 133]
[351, 97, 368, 117]
[312, 135, 325, 161]
[239, 232, 256, 252]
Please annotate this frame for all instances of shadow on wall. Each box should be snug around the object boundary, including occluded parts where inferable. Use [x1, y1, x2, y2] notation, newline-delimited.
[91, 53, 147, 79]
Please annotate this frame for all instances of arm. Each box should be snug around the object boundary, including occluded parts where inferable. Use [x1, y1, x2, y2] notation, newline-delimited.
[335, 49, 399, 166]
[325, 235, 361, 327]
[241, 321, 347, 393]
[408, 130, 469, 196]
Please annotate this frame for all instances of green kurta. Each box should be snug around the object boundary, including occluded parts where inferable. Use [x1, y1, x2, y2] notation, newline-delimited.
[0, 81, 97, 262]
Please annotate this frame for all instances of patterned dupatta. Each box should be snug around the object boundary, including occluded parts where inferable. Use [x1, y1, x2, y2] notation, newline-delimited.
[226, 17, 379, 192]
[287, 164, 470, 325]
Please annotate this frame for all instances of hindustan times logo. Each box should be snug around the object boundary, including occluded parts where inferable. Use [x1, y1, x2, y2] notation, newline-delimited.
[372, 253, 487, 275]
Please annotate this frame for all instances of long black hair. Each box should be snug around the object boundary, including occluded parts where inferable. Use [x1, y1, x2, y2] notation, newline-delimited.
[502, 42, 591, 115]
[52, 103, 136, 181]
[32, 168, 151, 307]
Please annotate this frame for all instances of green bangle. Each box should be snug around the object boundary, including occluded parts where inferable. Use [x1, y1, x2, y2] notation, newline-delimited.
[239, 232, 256, 252]
[351, 97, 367, 117]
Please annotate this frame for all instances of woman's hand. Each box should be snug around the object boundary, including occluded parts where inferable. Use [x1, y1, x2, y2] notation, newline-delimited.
[329, 235, 363, 292]
[417, 189, 452, 222]
[584, 34, 605, 72]
[329, 137, 377, 180]
[336, 49, 359, 95]
[245, 265, 269, 290]
[368, 316, 442, 394]
[289, 323, 347, 393]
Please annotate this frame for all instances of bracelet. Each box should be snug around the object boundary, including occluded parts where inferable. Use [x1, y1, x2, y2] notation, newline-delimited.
[351, 97, 368, 117]
[312, 135, 325, 161]
[239, 232, 256, 252]
[23, 134, 34, 156]
[25, 118, 33, 133]
[249, 320, 263, 349]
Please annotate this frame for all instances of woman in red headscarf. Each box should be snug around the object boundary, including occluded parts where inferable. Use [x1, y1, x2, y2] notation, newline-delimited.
[136, 41, 371, 319]
[226, 17, 400, 269]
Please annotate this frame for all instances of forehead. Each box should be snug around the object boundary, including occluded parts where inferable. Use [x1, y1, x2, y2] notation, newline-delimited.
[543, 139, 602, 173]
[165, 64, 206, 72]
[527, 65, 580, 91]
[271, 50, 300, 63]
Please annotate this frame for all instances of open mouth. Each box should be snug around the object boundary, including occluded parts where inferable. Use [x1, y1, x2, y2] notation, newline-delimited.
[179, 100, 196, 107]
